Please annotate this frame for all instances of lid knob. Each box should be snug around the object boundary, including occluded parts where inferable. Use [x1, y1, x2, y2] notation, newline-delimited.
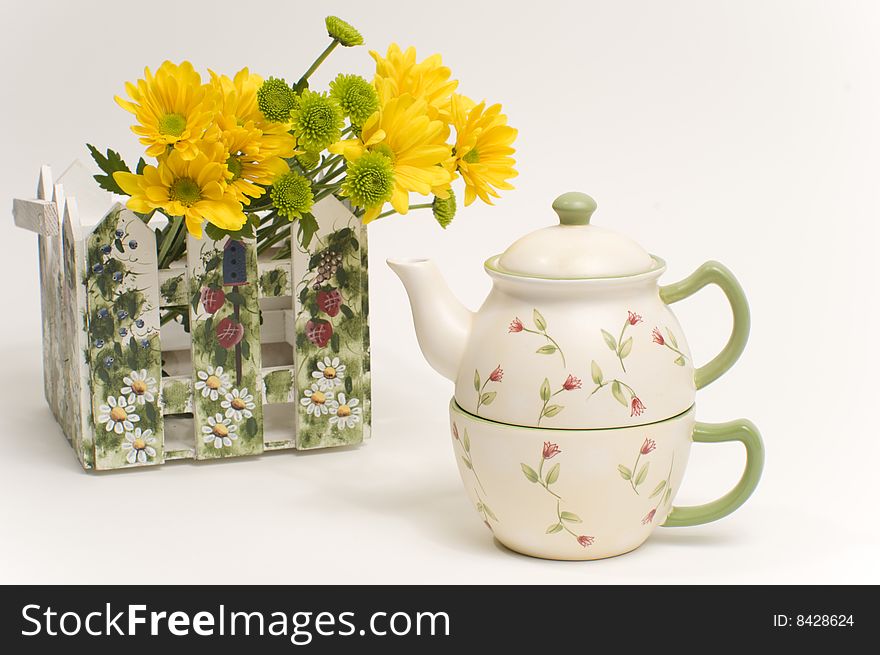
[552, 192, 597, 226]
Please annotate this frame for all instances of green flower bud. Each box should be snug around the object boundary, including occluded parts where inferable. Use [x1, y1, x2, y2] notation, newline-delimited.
[340, 151, 394, 210]
[329, 74, 379, 126]
[432, 190, 457, 229]
[325, 16, 364, 47]
[257, 77, 298, 123]
[270, 172, 314, 220]
[289, 90, 344, 153]
[296, 151, 322, 170]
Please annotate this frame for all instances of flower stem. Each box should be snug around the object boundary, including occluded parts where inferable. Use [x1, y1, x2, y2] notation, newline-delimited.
[297, 40, 339, 87]
[617, 319, 629, 373]
[631, 452, 642, 494]
[157, 215, 185, 269]
[374, 203, 433, 220]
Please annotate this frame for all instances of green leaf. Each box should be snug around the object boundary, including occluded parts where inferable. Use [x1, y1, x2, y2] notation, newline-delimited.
[663, 487, 672, 505]
[214, 345, 228, 367]
[560, 511, 582, 523]
[344, 376, 353, 394]
[114, 238, 125, 253]
[205, 256, 221, 273]
[674, 355, 685, 366]
[591, 360, 603, 385]
[297, 213, 320, 249]
[480, 391, 497, 406]
[533, 308, 547, 332]
[461, 456, 473, 470]
[665, 327, 678, 349]
[340, 304, 355, 319]
[145, 402, 157, 424]
[635, 461, 650, 486]
[611, 380, 627, 407]
[542, 404, 563, 418]
[649, 480, 667, 499]
[619, 336, 633, 359]
[482, 503, 498, 521]
[546, 523, 564, 534]
[545, 462, 560, 485]
[135, 157, 147, 174]
[245, 417, 258, 437]
[617, 464, 632, 480]
[540, 378, 551, 402]
[226, 290, 246, 306]
[473, 369, 481, 392]
[191, 291, 201, 315]
[204, 317, 213, 338]
[86, 144, 131, 195]
[601, 329, 617, 351]
[240, 338, 251, 361]
[462, 429, 470, 453]
[535, 345, 557, 355]
[521, 463, 539, 483]
[330, 332, 340, 352]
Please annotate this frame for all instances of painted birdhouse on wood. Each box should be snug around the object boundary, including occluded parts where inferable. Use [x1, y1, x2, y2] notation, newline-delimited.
[223, 239, 248, 287]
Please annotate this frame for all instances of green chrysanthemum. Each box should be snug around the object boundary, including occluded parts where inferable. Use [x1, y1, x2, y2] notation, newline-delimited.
[432, 190, 457, 229]
[341, 151, 394, 212]
[270, 172, 314, 220]
[296, 151, 321, 170]
[329, 74, 379, 126]
[257, 77, 298, 123]
[325, 16, 364, 47]
[289, 90, 344, 152]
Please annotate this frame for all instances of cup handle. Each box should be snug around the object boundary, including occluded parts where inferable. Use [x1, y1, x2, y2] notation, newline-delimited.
[659, 261, 750, 389]
[662, 419, 764, 527]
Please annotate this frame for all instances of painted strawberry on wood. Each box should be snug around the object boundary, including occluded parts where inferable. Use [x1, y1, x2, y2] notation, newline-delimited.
[317, 289, 343, 317]
[216, 317, 244, 349]
[306, 319, 333, 348]
[200, 287, 225, 314]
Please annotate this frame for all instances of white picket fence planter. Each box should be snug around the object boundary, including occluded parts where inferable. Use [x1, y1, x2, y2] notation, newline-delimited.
[13, 162, 371, 470]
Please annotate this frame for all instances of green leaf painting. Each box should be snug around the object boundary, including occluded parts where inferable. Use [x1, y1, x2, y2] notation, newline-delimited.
[522, 442, 595, 549]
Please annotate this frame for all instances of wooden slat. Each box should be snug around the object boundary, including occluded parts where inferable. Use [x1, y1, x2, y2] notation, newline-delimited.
[188, 235, 265, 459]
[86, 205, 165, 469]
[60, 198, 95, 468]
[292, 196, 369, 450]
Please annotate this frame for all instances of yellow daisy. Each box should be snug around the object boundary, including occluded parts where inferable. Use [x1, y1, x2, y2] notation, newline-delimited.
[210, 68, 297, 158]
[115, 61, 217, 161]
[450, 94, 518, 206]
[113, 141, 245, 238]
[329, 93, 452, 222]
[217, 125, 291, 205]
[370, 44, 458, 122]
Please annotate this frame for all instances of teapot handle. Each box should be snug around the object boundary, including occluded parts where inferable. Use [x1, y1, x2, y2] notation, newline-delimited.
[659, 261, 750, 389]
[662, 419, 764, 527]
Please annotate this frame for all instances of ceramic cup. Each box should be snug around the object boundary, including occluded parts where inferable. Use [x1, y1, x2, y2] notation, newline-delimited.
[448, 400, 763, 561]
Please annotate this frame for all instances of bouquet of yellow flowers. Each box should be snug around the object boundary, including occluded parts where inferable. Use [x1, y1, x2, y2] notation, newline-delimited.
[88, 16, 518, 270]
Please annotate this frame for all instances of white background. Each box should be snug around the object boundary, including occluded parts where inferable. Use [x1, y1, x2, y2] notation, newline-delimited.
[1, 0, 878, 584]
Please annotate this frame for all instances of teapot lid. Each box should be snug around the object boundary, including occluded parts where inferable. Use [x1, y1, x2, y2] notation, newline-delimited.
[494, 192, 656, 278]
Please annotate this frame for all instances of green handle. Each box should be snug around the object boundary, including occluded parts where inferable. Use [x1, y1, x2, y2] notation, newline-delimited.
[662, 419, 764, 527]
[660, 261, 750, 389]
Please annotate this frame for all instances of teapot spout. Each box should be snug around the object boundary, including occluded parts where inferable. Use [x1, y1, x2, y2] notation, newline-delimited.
[387, 258, 473, 382]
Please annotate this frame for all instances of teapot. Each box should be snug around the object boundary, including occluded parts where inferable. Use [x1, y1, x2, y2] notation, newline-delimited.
[388, 192, 763, 560]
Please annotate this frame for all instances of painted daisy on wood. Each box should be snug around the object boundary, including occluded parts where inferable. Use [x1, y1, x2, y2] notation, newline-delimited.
[194, 366, 232, 401]
[122, 428, 157, 464]
[121, 369, 157, 405]
[327, 393, 362, 430]
[311, 356, 347, 390]
[221, 388, 256, 422]
[301, 382, 334, 417]
[202, 413, 239, 449]
[97, 395, 140, 434]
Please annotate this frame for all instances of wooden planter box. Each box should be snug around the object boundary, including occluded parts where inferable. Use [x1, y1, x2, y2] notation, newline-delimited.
[13, 162, 371, 470]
